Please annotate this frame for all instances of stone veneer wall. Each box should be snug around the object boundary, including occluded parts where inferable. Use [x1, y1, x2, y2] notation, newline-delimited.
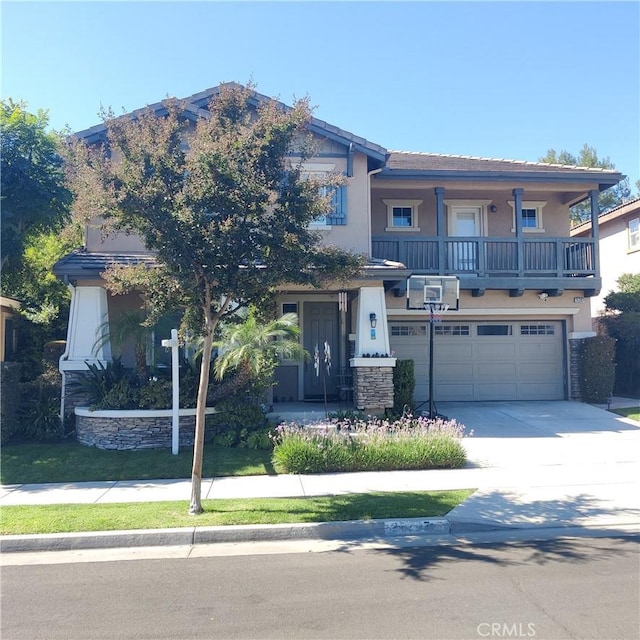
[568, 338, 584, 400]
[75, 410, 215, 450]
[352, 366, 394, 413]
[62, 371, 93, 414]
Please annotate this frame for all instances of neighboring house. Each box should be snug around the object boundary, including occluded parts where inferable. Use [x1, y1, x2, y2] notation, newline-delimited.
[570, 198, 640, 322]
[53, 83, 624, 413]
[0, 296, 20, 362]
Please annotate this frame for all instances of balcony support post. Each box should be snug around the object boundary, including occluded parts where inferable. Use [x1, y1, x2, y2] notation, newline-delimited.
[589, 189, 600, 275]
[435, 187, 445, 274]
[513, 188, 524, 276]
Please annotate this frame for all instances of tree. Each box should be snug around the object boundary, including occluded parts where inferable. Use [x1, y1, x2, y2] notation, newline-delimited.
[64, 83, 363, 513]
[1, 100, 78, 339]
[212, 308, 306, 400]
[1, 100, 72, 273]
[539, 144, 631, 225]
[599, 273, 640, 396]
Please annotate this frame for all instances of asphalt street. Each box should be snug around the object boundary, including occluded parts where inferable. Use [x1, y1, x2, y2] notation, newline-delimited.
[2, 536, 638, 640]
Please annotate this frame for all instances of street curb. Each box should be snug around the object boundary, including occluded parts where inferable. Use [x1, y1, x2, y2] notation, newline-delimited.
[0, 517, 451, 553]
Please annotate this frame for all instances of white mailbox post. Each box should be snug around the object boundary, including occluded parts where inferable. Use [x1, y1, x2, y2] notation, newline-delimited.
[161, 329, 180, 455]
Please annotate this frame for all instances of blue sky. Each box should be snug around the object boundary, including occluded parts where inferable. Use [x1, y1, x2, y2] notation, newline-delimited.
[2, 1, 639, 189]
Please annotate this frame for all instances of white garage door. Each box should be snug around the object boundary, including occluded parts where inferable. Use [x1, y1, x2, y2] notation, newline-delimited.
[389, 320, 566, 401]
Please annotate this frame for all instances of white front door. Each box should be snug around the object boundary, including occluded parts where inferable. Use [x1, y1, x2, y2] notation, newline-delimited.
[450, 208, 481, 236]
[448, 207, 482, 271]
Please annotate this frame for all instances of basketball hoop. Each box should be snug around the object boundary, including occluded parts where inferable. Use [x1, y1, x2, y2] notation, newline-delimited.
[425, 302, 450, 324]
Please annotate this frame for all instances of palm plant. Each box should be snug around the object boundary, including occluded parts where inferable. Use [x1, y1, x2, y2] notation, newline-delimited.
[210, 310, 306, 402]
[94, 308, 154, 383]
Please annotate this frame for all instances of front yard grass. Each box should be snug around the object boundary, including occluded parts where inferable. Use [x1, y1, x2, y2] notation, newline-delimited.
[0, 442, 274, 485]
[613, 407, 640, 422]
[0, 490, 475, 535]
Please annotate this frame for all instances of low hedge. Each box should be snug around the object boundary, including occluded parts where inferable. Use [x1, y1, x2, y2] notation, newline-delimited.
[271, 414, 468, 474]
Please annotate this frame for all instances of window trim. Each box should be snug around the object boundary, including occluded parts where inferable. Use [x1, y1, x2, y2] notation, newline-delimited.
[508, 200, 547, 233]
[628, 217, 640, 253]
[383, 199, 423, 232]
[293, 162, 337, 229]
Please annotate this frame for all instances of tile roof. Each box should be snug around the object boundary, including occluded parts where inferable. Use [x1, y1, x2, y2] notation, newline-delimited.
[571, 197, 640, 234]
[385, 151, 622, 176]
[73, 83, 387, 163]
[53, 250, 157, 279]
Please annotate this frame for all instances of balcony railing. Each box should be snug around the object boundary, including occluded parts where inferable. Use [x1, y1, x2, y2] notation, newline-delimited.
[371, 236, 597, 277]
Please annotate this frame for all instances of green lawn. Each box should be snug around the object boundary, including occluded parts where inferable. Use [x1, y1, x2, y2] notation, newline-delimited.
[0, 490, 475, 535]
[0, 442, 274, 485]
[614, 407, 640, 422]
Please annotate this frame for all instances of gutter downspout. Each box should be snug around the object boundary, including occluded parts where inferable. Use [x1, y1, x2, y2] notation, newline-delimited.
[58, 282, 76, 424]
[367, 167, 383, 258]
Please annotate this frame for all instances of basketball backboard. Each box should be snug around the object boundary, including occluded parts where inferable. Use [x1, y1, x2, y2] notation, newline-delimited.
[406, 276, 459, 310]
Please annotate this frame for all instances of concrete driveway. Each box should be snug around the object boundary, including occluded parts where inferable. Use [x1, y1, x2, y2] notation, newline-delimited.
[438, 400, 640, 531]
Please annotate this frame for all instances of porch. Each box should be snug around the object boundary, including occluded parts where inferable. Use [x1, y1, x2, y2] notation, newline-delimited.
[372, 235, 600, 296]
[267, 401, 350, 425]
[372, 235, 597, 277]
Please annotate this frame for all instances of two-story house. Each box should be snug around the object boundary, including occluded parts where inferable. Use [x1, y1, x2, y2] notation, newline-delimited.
[570, 197, 640, 323]
[54, 83, 624, 414]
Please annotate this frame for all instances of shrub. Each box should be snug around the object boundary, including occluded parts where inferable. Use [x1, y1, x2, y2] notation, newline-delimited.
[207, 396, 270, 448]
[69, 359, 136, 409]
[577, 335, 616, 403]
[1, 362, 22, 444]
[271, 414, 468, 474]
[69, 360, 187, 410]
[137, 377, 172, 409]
[18, 378, 66, 441]
[393, 359, 415, 416]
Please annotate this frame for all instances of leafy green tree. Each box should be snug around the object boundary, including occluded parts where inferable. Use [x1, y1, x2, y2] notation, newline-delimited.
[64, 83, 362, 513]
[539, 144, 631, 224]
[1, 99, 71, 273]
[9, 230, 80, 330]
[599, 273, 640, 396]
[1, 100, 78, 348]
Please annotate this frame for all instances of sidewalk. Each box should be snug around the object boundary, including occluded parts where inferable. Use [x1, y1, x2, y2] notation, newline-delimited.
[2, 400, 639, 552]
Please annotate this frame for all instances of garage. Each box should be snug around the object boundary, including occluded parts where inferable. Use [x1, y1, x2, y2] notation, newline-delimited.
[389, 320, 566, 402]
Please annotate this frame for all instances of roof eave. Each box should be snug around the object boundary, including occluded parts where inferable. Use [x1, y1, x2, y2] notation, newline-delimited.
[375, 168, 623, 191]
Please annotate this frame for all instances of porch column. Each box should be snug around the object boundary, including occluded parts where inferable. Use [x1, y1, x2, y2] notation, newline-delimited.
[513, 188, 524, 276]
[60, 285, 111, 370]
[59, 285, 111, 416]
[589, 189, 600, 274]
[435, 187, 445, 274]
[351, 286, 396, 414]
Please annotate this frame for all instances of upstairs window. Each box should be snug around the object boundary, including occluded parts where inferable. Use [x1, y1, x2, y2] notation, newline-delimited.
[629, 217, 639, 252]
[293, 163, 348, 228]
[509, 200, 546, 233]
[384, 199, 422, 232]
[326, 185, 347, 226]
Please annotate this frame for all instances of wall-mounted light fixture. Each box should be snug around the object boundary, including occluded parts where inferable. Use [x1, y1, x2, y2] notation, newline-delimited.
[489, 204, 497, 213]
[369, 313, 377, 328]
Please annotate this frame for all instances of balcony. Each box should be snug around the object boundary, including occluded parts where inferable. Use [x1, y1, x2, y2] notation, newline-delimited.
[371, 235, 600, 297]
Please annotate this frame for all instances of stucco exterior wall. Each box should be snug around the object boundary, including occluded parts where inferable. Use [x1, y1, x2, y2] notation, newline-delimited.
[370, 183, 573, 237]
[85, 216, 149, 253]
[319, 153, 370, 255]
[592, 216, 640, 316]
